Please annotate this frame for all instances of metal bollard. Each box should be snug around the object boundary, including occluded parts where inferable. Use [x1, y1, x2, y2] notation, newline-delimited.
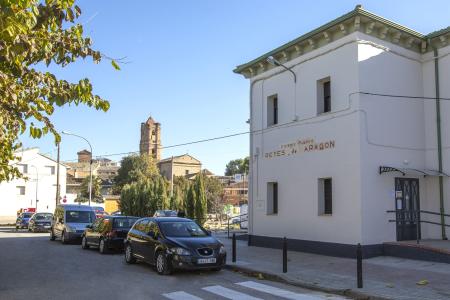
[416, 211, 420, 245]
[357, 243, 363, 288]
[282, 237, 287, 273]
[232, 233, 236, 263]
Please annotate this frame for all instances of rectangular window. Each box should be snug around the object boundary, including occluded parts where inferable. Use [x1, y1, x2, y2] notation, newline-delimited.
[267, 95, 278, 126]
[318, 178, 332, 215]
[46, 166, 55, 175]
[317, 78, 331, 114]
[16, 186, 25, 196]
[267, 182, 278, 215]
[17, 164, 28, 174]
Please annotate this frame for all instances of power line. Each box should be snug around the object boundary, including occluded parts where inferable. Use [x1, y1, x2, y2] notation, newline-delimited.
[63, 131, 251, 162]
[60, 91, 450, 162]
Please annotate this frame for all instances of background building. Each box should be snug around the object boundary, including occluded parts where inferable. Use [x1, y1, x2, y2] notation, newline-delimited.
[0, 148, 67, 223]
[158, 154, 202, 181]
[65, 150, 119, 201]
[222, 179, 248, 207]
[140, 116, 161, 161]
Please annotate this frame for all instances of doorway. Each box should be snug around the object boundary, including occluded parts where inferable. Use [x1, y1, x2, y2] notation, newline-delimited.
[395, 178, 420, 241]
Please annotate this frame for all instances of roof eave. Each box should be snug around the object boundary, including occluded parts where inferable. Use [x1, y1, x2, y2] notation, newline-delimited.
[234, 6, 426, 76]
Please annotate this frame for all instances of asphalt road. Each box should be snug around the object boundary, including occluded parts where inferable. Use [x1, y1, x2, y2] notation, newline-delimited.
[0, 227, 347, 300]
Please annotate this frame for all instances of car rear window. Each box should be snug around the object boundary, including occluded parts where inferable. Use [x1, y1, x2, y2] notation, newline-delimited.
[23, 213, 33, 218]
[35, 214, 52, 220]
[113, 218, 138, 228]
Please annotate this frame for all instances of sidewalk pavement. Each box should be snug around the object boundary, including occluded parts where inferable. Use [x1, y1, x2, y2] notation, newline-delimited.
[216, 233, 450, 300]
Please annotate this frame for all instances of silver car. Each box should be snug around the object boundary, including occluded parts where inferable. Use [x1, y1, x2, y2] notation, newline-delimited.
[50, 204, 96, 244]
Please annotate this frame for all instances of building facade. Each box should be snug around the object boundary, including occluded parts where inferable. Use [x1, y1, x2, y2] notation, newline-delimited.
[65, 150, 119, 201]
[235, 6, 450, 257]
[222, 181, 248, 207]
[140, 116, 162, 161]
[0, 148, 67, 223]
[158, 154, 202, 181]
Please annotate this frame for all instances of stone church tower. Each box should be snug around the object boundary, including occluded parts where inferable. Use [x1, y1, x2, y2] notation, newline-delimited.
[140, 116, 161, 161]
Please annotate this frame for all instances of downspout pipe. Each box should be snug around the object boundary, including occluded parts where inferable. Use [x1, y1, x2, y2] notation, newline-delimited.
[433, 46, 447, 240]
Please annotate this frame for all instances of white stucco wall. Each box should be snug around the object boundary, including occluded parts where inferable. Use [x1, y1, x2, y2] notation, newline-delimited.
[249, 34, 363, 244]
[0, 148, 67, 223]
[247, 32, 450, 246]
[421, 44, 450, 238]
[356, 33, 426, 244]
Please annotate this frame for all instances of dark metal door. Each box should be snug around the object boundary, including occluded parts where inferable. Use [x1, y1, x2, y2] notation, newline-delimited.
[395, 178, 420, 241]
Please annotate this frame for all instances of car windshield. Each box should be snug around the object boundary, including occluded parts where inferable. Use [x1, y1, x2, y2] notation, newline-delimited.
[23, 213, 33, 218]
[35, 214, 52, 221]
[157, 210, 177, 217]
[65, 211, 95, 223]
[113, 218, 138, 228]
[160, 221, 207, 238]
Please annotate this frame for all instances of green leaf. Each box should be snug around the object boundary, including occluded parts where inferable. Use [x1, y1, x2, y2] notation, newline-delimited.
[111, 60, 121, 70]
[74, 5, 82, 17]
[32, 6, 39, 16]
[0, 0, 111, 183]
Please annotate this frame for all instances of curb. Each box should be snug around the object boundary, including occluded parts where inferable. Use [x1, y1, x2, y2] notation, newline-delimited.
[224, 264, 392, 300]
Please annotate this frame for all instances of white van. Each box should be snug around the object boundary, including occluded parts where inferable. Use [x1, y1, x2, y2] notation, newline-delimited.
[50, 204, 96, 244]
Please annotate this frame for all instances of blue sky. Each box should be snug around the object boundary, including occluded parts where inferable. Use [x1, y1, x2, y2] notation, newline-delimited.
[21, 0, 450, 175]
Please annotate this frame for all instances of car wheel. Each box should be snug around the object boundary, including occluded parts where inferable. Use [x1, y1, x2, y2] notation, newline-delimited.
[99, 239, 109, 254]
[61, 231, 67, 244]
[50, 229, 56, 241]
[81, 236, 89, 249]
[155, 251, 172, 275]
[124, 244, 136, 264]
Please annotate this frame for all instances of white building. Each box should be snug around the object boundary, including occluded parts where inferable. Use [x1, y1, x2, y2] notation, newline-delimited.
[0, 148, 67, 224]
[234, 5, 450, 257]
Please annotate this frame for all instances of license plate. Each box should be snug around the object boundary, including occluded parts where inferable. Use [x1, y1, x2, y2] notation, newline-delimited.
[197, 258, 216, 264]
[44, 225, 50, 228]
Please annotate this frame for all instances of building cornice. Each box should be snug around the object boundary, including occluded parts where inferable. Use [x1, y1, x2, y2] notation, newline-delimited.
[234, 5, 449, 78]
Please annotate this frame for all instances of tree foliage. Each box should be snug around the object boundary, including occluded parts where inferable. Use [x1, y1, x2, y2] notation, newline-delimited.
[171, 175, 190, 212]
[113, 154, 159, 194]
[193, 173, 207, 225]
[119, 176, 170, 217]
[203, 174, 223, 214]
[0, 0, 115, 182]
[185, 184, 195, 219]
[75, 175, 103, 203]
[225, 157, 249, 176]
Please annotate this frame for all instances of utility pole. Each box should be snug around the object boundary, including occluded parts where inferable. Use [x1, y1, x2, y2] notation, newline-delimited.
[170, 156, 174, 197]
[30, 165, 38, 211]
[61, 131, 93, 206]
[55, 142, 60, 206]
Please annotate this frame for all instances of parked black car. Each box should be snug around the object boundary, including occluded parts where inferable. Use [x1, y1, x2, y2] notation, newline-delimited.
[124, 217, 226, 275]
[81, 216, 139, 254]
[28, 212, 53, 232]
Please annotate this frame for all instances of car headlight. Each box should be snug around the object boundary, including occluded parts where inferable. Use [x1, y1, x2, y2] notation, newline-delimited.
[168, 247, 191, 256]
[66, 225, 76, 233]
[219, 245, 226, 254]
